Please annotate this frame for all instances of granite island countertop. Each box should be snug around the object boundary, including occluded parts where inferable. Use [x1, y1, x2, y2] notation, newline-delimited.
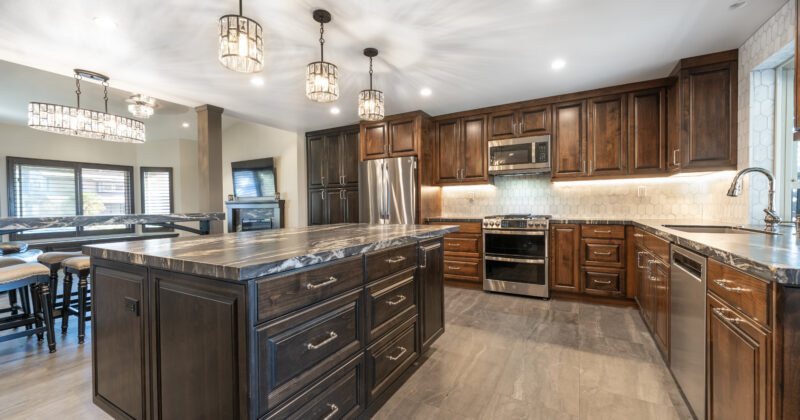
[83, 223, 459, 282]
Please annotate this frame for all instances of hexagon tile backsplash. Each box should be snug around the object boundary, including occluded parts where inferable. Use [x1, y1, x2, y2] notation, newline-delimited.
[441, 171, 750, 223]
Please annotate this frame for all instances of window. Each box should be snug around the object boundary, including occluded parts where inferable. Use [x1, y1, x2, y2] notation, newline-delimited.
[7, 157, 134, 239]
[777, 58, 798, 219]
[140, 167, 174, 232]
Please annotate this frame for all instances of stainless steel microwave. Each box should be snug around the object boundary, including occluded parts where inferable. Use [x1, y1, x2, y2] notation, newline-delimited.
[488, 135, 551, 175]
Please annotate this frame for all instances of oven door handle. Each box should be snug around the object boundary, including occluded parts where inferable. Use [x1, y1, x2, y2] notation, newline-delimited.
[483, 229, 545, 236]
[485, 255, 545, 264]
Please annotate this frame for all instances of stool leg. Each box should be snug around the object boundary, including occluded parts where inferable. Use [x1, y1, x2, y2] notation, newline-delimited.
[37, 282, 56, 353]
[49, 268, 58, 308]
[31, 284, 43, 340]
[77, 274, 88, 344]
[61, 273, 73, 334]
[20, 286, 32, 330]
[8, 290, 18, 316]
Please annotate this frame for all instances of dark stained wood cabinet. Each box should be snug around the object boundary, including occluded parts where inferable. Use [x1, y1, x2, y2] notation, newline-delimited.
[429, 221, 483, 289]
[488, 105, 550, 140]
[651, 258, 670, 357]
[360, 111, 430, 161]
[628, 88, 666, 174]
[306, 125, 360, 225]
[707, 292, 771, 420]
[434, 114, 489, 185]
[418, 239, 444, 352]
[552, 100, 588, 178]
[671, 51, 738, 171]
[549, 224, 580, 293]
[587, 94, 627, 176]
[633, 228, 670, 360]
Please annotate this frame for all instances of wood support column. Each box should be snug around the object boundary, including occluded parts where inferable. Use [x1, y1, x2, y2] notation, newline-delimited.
[196, 105, 224, 233]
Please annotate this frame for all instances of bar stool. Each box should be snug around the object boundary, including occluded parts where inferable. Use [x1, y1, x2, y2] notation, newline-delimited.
[0, 262, 55, 352]
[37, 251, 83, 308]
[0, 257, 28, 317]
[63, 256, 90, 343]
[0, 241, 28, 255]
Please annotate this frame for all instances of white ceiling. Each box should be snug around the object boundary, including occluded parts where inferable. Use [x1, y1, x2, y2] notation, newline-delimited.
[0, 0, 788, 133]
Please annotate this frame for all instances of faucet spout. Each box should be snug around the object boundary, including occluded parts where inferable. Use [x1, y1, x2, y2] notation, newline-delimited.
[726, 167, 781, 226]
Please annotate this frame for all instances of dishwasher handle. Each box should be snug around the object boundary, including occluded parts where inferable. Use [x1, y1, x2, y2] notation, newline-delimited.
[672, 251, 704, 279]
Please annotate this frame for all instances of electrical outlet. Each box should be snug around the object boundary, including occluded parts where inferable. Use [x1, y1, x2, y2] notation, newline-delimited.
[467, 192, 475, 201]
[638, 186, 647, 197]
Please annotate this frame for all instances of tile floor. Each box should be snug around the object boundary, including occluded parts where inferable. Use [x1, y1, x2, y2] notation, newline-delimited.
[374, 287, 693, 420]
[0, 287, 693, 419]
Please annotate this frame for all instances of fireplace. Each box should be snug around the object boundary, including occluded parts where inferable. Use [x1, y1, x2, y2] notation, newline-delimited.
[225, 199, 285, 232]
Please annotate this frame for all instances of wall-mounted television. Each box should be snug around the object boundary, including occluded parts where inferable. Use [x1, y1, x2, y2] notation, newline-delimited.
[231, 157, 277, 199]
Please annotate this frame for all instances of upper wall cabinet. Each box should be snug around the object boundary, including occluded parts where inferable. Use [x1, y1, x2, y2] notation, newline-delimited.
[552, 100, 588, 178]
[628, 88, 666, 175]
[670, 51, 738, 171]
[360, 111, 430, 161]
[488, 105, 551, 140]
[435, 114, 489, 185]
[587, 94, 627, 177]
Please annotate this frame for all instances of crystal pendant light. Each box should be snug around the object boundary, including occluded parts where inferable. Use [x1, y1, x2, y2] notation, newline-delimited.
[28, 69, 146, 143]
[358, 48, 384, 121]
[305, 9, 339, 103]
[127, 94, 156, 119]
[218, 0, 264, 73]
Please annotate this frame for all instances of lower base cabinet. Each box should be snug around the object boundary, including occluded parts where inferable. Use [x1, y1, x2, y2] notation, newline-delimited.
[91, 240, 445, 420]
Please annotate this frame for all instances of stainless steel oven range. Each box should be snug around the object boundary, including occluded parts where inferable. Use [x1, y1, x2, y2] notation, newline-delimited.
[482, 214, 550, 298]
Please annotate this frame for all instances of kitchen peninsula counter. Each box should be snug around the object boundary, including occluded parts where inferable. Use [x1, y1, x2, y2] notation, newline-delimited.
[85, 223, 457, 420]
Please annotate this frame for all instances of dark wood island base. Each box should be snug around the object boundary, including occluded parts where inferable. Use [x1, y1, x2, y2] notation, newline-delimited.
[85, 225, 453, 420]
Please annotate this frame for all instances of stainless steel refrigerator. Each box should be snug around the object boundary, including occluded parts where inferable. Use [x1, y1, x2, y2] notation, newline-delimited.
[359, 156, 417, 224]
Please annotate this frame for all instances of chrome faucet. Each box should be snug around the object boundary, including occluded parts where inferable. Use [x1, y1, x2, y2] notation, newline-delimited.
[726, 167, 781, 227]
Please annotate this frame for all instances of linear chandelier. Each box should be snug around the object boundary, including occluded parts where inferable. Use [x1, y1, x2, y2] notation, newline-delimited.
[28, 69, 146, 143]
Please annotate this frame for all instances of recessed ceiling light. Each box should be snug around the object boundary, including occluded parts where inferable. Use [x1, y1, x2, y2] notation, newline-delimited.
[551, 59, 566, 70]
[330, 107, 340, 115]
[92, 16, 117, 30]
[420, 87, 432, 97]
[250, 76, 264, 86]
[729, 1, 748, 10]
[182, 122, 190, 128]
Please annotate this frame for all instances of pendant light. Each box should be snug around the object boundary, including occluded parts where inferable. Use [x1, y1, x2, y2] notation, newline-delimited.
[218, 0, 264, 73]
[127, 94, 156, 119]
[28, 69, 146, 143]
[305, 9, 339, 103]
[358, 48, 384, 121]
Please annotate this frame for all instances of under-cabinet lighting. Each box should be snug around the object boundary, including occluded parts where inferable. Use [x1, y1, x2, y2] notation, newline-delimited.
[552, 171, 736, 186]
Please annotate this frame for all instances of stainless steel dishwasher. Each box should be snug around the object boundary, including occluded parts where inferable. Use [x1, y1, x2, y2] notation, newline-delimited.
[670, 246, 707, 419]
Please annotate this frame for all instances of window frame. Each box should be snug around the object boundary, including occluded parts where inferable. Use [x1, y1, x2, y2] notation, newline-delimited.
[140, 166, 175, 233]
[776, 58, 797, 220]
[7, 156, 135, 240]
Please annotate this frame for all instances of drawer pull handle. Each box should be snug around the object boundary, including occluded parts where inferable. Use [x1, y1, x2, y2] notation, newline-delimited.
[593, 279, 613, 285]
[594, 229, 612, 234]
[386, 346, 407, 361]
[385, 294, 407, 306]
[634, 233, 644, 238]
[447, 265, 461, 271]
[593, 251, 612, 256]
[306, 276, 338, 290]
[305, 331, 338, 350]
[712, 307, 741, 325]
[449, 243, 462, 247]
[636, 251, 646, 269]
[322, 403, 339, 420]
[385, 255, 407, 264]
[713, 279, 748, 293]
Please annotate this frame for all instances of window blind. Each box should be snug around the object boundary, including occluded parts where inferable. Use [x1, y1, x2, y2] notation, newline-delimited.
[13, 163, 77, 234]
[81, 167, 133, 231]
[142, 169, 173, 214]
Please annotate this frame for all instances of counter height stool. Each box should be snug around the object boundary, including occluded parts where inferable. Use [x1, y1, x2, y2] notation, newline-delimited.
[0, 257, 28, 317]
[0, 241, 28, 255]
[37, 251, 83, 309]
[63, 256, 90, 343]
[0, 262, 55, 352]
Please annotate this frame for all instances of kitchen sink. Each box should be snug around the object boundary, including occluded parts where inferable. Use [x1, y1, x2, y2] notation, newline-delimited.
[661, 225, 781, 235]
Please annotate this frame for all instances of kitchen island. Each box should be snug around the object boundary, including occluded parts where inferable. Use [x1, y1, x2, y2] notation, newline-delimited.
[82, 223, 458, 420]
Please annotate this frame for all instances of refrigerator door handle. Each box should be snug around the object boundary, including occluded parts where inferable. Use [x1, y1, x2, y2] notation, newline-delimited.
[383, 162, 391, 222]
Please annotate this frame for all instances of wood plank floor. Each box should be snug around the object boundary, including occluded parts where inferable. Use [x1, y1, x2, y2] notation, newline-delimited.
[0, 287, 692, 419]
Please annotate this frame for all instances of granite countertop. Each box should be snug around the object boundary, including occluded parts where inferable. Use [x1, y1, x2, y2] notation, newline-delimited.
[426, 217, 483, 223]
[0, 213, 225, 235]
[84, 223, 459, 282]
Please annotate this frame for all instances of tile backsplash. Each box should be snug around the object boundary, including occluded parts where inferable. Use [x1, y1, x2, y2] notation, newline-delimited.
[441, 171, 750, 222]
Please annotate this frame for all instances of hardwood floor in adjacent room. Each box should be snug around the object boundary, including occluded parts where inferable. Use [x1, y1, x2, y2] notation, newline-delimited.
[0, 287, 692, 419]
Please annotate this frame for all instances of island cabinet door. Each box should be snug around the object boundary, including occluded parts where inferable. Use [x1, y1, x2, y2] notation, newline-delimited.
[91, 261, 149, 420]
[149, 270, 249, 420]
[418, 238, 444, 353]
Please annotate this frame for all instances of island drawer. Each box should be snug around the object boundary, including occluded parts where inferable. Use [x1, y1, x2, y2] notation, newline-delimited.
[366, 316, 419, 403]
[265, 353, 365, 420]
[581, 225, 625, 239]
[366, 266, 417, 342]
[257, 289, 364, 413]
[707, 259, 771, 326]
[256, 255, 364, 323]
[582, 267, 624, 296]
[581, 239, 624, 267]
[366, 243, 418, 282]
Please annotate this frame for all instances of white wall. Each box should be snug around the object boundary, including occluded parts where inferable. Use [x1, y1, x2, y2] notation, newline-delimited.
[221, 116, 305, 227]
